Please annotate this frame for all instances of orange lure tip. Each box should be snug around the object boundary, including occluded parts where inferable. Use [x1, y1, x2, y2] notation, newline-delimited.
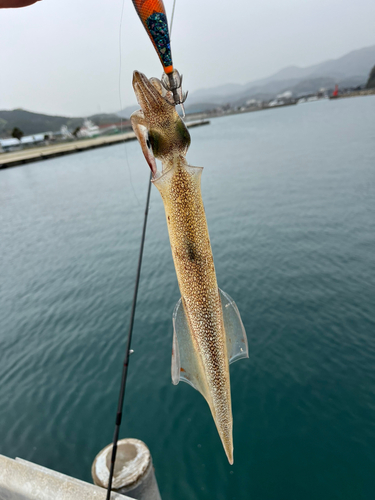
[132, 0, 174, 73]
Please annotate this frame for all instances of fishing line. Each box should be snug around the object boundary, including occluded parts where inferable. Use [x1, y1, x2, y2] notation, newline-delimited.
[170, 0, 177, 37]
[118, 0, 125, 117]
[118, 0, 140, 206]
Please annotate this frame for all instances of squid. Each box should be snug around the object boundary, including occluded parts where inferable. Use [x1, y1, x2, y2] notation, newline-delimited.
[131, 71, 248, 464]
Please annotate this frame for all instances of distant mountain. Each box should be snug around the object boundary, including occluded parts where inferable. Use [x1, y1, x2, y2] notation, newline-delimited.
[4, 44, 375, 132]
[117, 101, 224, 117]
[0, 109, 125, 137]
[118, 105, 139, 119]
[188, 83, 245, 103]
[229, 74, 366, 108]
[118, 44, 375, 115]
[187, 44, 375, 107]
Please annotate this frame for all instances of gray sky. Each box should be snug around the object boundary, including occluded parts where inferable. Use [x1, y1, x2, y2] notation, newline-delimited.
[1, 0, 375, 117]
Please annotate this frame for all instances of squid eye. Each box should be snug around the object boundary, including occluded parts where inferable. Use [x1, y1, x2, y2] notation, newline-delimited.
[146, 139, 151, 149]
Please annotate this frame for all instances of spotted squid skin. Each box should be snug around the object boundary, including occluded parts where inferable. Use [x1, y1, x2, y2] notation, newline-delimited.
[154, 159, 234, 463]
[131, 70, 234, 463]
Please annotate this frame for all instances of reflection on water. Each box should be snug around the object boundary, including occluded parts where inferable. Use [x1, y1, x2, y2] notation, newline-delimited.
[1, 97, 375, 499]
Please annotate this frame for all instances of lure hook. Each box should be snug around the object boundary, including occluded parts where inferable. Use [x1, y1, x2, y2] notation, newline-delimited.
[161, 69, 188, 115]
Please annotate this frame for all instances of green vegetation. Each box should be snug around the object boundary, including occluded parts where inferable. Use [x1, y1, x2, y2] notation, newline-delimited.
[72, 126, 81, 137]
[0, 118, 7, 135]
[366, 65, 375, 89]
[11, 127, 24, 141]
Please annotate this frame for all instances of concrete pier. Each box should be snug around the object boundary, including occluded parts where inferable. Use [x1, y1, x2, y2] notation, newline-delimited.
[0, 120, 209, 169]
[0, 453, 132, 500]
[92, 439, 162, 500]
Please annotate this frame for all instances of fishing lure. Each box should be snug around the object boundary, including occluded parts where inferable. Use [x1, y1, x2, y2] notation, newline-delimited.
[131, 0, 187, 109]
[131, 71, 248, 464]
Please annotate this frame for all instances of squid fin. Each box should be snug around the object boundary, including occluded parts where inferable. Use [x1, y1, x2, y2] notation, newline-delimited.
[171, 298, 207, 398]
[171, 290, 248, 392]
[219, 289, 249, 364]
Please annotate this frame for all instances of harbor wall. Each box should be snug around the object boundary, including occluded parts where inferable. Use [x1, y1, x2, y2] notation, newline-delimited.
[0, 120, 209, 169]
[0, 454, 132, 500]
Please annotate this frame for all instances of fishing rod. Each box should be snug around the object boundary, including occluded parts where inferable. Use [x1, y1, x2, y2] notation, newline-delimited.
[106, 2, 180, 498]
[106, 171, 152, 500]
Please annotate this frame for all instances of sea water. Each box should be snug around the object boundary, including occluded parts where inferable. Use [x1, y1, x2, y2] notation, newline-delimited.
[1, 96, 374, 499]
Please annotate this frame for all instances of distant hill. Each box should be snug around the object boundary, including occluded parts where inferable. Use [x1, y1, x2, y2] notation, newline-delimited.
[117, 101, 223, 118]
[187, 44, 375, 107]
[118, 44, 375, 114]
[118, 105, 139, 119]
[0, 109, 125, 137]
[4, 44, 375, 131]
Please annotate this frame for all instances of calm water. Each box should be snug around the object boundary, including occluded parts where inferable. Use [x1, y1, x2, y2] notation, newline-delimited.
[1, 97, 375, 499]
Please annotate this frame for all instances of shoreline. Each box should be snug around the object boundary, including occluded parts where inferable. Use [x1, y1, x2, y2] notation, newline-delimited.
[0, 120, 209, 169]
[329, 88, 375, 100]
[184, 100, 297, 123]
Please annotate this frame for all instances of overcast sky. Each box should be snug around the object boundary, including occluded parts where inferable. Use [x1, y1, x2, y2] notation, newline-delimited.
[1, 0, 375, 117]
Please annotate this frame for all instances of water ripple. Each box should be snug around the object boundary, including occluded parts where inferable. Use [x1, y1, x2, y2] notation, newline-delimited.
[1, 98, 375, 499]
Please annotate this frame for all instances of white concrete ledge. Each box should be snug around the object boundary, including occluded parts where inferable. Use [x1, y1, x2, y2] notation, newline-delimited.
[0, 454, 132, 500]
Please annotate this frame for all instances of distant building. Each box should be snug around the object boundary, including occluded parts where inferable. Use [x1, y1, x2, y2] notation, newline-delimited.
[60, 125, 73, 140]
[276, 90, 293, 100]
[77, 119, 100, 138]
[0, 134, 45, 152]
[246, 98, 261, 108]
